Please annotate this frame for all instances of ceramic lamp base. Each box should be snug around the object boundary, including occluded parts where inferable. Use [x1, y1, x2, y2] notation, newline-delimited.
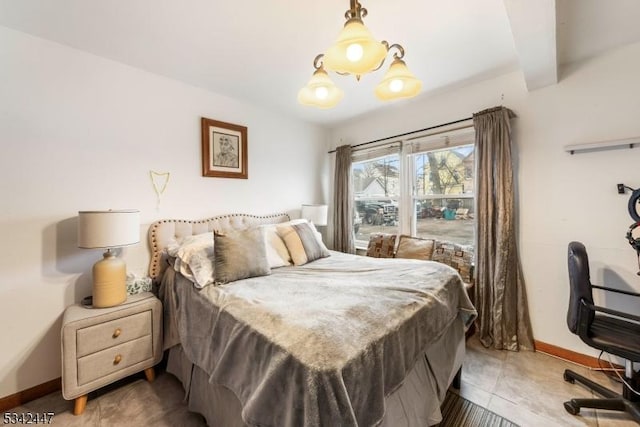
[92, 250, 127, 308]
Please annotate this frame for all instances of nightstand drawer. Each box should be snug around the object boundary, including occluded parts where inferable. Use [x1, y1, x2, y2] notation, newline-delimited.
[76, 310, 151, 357]
[77, 334, 153, 386]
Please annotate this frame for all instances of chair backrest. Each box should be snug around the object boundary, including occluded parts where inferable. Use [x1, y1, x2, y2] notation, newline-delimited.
[567, 241, 595, 333]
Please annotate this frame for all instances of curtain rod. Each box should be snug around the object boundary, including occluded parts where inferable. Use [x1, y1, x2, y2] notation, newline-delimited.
[327, 116, 473, 154]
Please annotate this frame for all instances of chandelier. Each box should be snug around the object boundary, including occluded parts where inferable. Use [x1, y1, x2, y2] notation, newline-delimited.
[298, 0, 422, 109]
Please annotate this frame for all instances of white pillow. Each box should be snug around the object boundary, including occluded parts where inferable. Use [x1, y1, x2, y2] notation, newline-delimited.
[259, 219, 325, 268]
[259, 224, 292, 268]
[166, 232, 214, 288]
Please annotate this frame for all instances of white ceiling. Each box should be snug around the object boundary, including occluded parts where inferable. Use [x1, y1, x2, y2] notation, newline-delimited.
[1, 0, 640, 127]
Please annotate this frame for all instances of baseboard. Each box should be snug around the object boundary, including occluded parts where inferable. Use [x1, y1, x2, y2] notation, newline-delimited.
[0, 378, 61, 412]
[534, 340, 622, 370]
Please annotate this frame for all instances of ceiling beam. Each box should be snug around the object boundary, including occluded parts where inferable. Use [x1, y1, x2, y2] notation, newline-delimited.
[503, 0, 558, 91]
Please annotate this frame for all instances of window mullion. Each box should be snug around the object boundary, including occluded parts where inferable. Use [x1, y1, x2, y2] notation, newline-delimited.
[399, 141, 412, 236]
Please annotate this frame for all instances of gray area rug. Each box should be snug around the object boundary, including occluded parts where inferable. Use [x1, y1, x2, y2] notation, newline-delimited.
[439, 391, 520, 427]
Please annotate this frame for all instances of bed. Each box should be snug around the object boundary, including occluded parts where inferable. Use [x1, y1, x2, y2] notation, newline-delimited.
[148, 213, 476, 427]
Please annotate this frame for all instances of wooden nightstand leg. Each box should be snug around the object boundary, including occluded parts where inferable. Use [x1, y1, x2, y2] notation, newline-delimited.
[74, 395, 88, 415]
[144, 367, 155, 382]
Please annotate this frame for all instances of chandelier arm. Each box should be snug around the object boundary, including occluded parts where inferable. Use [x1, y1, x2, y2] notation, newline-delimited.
[370, 60, 386, 73]
[366, 41, 391, 73]
[388, 43, 406, 60]
[313, 54, 325, 70]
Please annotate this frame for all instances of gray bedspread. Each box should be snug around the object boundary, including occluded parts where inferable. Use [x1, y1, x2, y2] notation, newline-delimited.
[160, 251, 476, 427]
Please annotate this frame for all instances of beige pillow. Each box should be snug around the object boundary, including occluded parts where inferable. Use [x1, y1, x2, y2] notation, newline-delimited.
[213, 228, 270, 284]
[276, 222, 330, 266]
[366, 233, 397, 258]
[395, 235, 435, 260]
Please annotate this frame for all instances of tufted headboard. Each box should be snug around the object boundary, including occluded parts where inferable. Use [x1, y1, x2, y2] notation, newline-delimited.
[148, 212, 290, 283]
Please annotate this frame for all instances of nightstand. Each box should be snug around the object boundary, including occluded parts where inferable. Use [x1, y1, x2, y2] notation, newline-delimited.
[61, 292, 162, 415]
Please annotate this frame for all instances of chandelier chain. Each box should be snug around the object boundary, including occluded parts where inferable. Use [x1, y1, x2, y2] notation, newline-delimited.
[346, 0, 367, 20]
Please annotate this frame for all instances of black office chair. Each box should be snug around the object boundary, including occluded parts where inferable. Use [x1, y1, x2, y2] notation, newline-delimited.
[564, 241, 640, 421]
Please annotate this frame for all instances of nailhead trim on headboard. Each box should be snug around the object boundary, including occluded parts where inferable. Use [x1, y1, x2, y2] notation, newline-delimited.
[148, 212, 291, 283]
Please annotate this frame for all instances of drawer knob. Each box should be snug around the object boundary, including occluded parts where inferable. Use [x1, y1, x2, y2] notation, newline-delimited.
[113, 354, 122, 365]
[112, 328, 121, 338]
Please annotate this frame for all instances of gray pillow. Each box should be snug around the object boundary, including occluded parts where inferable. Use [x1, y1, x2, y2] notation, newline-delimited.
[213, 228, 270, 284]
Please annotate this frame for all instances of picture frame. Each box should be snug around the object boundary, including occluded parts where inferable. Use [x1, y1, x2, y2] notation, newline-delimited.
[201, 117, 248, 179]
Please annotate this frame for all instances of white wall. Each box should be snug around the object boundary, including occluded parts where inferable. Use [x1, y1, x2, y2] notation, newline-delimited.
[329, 41, 640, 357]
[0, 26, 328, 398]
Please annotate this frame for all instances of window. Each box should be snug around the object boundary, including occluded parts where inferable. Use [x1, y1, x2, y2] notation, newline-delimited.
[352, 145, 400, 243]
[351, 129, 475, 247]
[412, 144, 475, 246]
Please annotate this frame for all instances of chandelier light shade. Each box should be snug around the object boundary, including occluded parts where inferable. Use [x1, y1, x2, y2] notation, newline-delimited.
[375, 58, 423, 101]
[298, 0, 422, 109]
[297, 64, 344, 109]
[323, 19, 387, 77]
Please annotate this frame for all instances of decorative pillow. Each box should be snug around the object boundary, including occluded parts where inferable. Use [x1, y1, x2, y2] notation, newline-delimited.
[259, 224, 293, 268]
[432, 240, 474, 284]
[276, 222, 330, 266]
[366, 233, 397, 258]
[213, 228, 270, 284]
[281, 218, 325, 245]
[395, 235, 435, 260]
[166, 232, 214, 288]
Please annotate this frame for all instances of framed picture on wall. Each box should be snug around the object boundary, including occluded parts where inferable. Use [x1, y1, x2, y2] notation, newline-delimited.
[201, 117, 248, 179]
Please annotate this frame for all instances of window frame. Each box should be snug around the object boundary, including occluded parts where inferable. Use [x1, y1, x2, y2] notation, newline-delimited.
[350, 126, 476, 249]
[408, 138, 475, 240]
[352, 149, 402, 245]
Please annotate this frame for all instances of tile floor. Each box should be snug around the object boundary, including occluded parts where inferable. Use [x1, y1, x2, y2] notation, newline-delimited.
[458, 336, 638, 426]
[6, 336, 639, 426]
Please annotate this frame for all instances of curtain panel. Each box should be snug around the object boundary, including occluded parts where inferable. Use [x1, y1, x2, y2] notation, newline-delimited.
[333, 145, 356, 254]
[473, 106, 534, 351]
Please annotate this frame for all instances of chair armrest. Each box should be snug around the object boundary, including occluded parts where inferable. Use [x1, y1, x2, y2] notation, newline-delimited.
[581, 299, 640, 323]
[592, 285, 640, 298]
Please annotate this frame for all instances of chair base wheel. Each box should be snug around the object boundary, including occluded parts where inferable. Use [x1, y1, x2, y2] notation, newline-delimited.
[563, 371, 575, 383]
[564, 401, 580, 415]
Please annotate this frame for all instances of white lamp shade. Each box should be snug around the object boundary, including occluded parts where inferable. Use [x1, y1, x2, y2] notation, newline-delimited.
[78, 210, 140, 249]
[301, 204, 328, 226]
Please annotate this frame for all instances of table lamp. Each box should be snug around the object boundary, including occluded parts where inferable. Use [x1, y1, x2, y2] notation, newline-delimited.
[301, 204, 328, 226]
[78, 209, 140, 308]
